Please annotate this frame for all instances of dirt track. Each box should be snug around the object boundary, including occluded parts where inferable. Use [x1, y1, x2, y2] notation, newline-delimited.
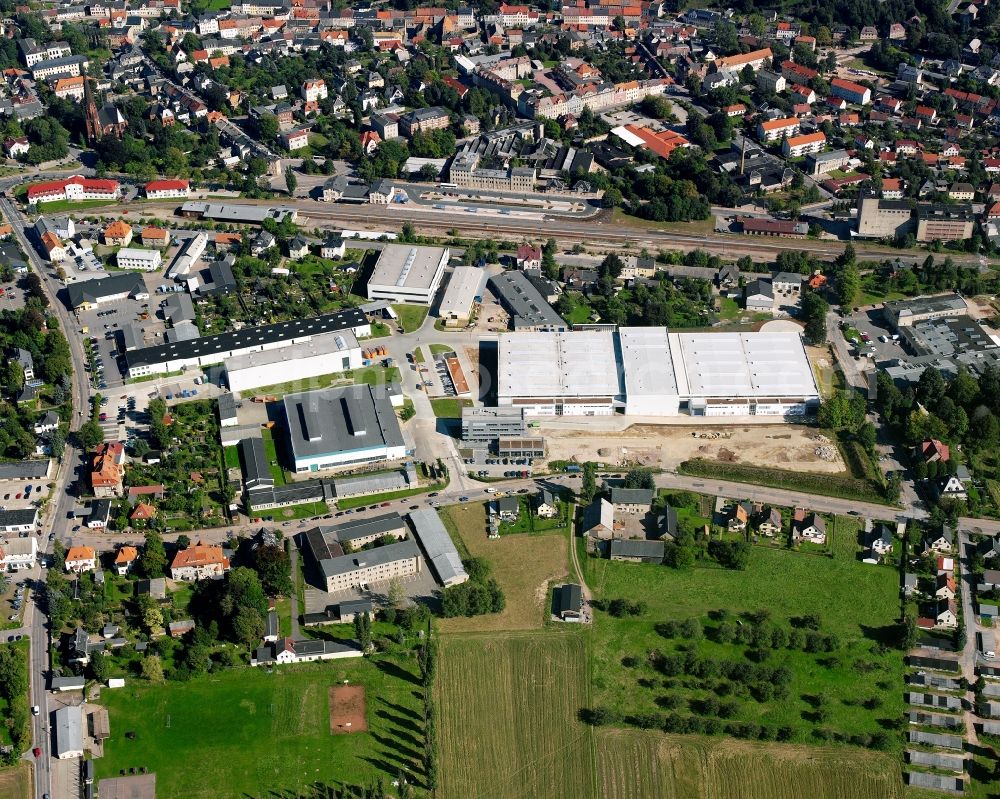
[329, 685, 367, 734]
[542, 424, 846, 474]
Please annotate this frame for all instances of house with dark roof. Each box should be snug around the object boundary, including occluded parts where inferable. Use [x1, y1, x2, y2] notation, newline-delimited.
[609, 487, 654, 515]
[553, 583, 583, 621]
[251, 636, 362, 666]
[609, 539, 664, 564]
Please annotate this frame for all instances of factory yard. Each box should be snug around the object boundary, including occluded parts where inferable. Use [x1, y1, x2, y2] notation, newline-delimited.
[541, 423, 847, 474]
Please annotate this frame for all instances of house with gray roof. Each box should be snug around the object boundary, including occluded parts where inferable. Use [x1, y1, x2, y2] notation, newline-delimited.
[609, 539, 664, 564]
[609, 487, 654, 515]
[581, 498, 614, 539]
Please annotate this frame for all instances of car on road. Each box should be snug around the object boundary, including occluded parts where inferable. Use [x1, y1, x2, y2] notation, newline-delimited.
[7, 615, 16, 621]
[31, 705, 38, 716]
[32, 747, 40, 758]
[517, 488, 530, 493]
[409, 505, 420, 510]
[428, 492, 439, 497]
[459, 496, 469, 502]
[380, 502, 391, 507]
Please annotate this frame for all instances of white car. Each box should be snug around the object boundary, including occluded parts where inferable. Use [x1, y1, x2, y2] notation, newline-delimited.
[31, 706, 39, 716]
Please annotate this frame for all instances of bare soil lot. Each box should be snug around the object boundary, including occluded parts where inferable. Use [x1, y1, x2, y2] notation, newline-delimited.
[542, 424, 847, 474]
[329, 685, 367, 734]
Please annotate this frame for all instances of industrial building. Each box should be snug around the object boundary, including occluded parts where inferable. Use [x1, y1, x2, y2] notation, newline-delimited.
[224, 330, 363, 392]
[54, 705, 83, 759]
[408, 508, 469, 586]
[915, 204, 975, 242]
[488, 270, 566, 331]
[367, 244, 449, 305]
[856, 194, 914, 239]
[124, 309, 369, 378]
[884, 295, 968, 328]
[497, 328, 819, 417]
[283, 384, 406, 473]
[66, 272, 148, 310]
[438, 266, 486, 325]
[179, 202, 298, 224]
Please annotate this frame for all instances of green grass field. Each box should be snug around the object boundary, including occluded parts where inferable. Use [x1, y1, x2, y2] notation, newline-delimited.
[430, 398, 473, 418]
[595, 729, 904, 799]
[97, 656, 426, 798]
[336, 482, 446, 510]
[584, 523, 905, 749]
[428, 344, 453, 357]
[392, 304, 428, 333]
[437, 633, 595, 799]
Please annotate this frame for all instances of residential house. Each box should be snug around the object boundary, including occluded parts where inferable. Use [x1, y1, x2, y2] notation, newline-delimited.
[935, 465, 971, 501]
[744, 278, 773, 312]
[168, 619, 195, 638]
[903, 572, 919, 597]
[287, 234, 310, 259]
[252, 636, 362, 666]
[920, 439, 950, 463]
[923, 526, 954, 554]
[170, 540, 230, 580]
[935, 572, 957, 600]
[757, 507, 782, 537]
[658, 506, 679, 541]
[864, 523, 894, 558]
[580, 498, 614, 539]
[129, 502, 156, 523]
[610, 487, 654, 515]
[113, 545, 138, 576]
[496, 496, 520, 521]
[935, 598, 959, 629]
[102, 220, 133, 247]
[91, 441, 125, 498]
[793, 509, 827, 544]
[0, 537, 37, 571]
[717, 263, 740, 289]
[516, 244, 542, 270]
[87, 498, 111, 529]
[65, 545, 97, 574]
[553, 583, 583, 621]
[728, 501, 750, 532]
[535, 489, 558, 519]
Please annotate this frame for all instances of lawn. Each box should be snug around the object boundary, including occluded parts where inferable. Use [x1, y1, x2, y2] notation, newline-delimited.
[336, 482, 446, 510]
[583, 520, 905, 750]
[223, 445, 240, 470]
[428, 344, 454, 357]
[412, 347, 425, 364]
[391, 304, 428, 333]
[96, 656, 427, 798]
[259, 427, 286, 486]
[595, 729, 904, 799]
[438, 503, 570, 632]
[564, 301, 594, 325]
[252, 500, 330, 520]
[430, 398, 473, 418]
[34, 198, 116, 213]
[0, 763, 31, 799]
[437, 633, 595, 799]
[240, 366, 402, 399]
[497, 497, 571, 535]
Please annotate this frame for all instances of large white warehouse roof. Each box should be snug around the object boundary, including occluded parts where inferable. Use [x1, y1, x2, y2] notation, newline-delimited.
[672, 332, 818, 399]
[497, 331, 622, 399]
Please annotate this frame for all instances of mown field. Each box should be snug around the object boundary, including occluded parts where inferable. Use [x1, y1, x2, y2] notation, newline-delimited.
[96, 655, 424, 798]
[595, 729, 905, 799]
[0, 763, 31, 799]
[437, 633, 594, 799]
[438, 503, 569, 632]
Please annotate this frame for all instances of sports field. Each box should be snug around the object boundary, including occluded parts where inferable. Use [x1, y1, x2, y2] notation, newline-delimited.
[96, 656, 424, 798]
[437, 633, 595, 799]
[438, 503, 570, 632]
[595, 729, 904, 799]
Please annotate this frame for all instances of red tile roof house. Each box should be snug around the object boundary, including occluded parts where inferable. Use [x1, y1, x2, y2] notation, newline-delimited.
[516, 244, 542, 269]
[920, 439, 950, 463]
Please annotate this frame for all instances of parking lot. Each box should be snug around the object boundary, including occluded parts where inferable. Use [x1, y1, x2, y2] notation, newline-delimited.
[0, 479, 48, 511]
[0, 275, 25, 312]
[1, 576, 31, 629]
[473, 289, 510, 332]
[843, 308, 906, 362]
[76, 272, 169, 393]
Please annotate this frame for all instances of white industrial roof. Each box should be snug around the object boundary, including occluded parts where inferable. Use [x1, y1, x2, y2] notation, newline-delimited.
[224, 329, 359, 372]
[671, 332, 818, 398]
[498, 329, 817, 403]
[438, 266, 486, 318]
[611, 125, 646, 148]
[369, 244, 447, 292]
[497, 332, 622, 398]
[618, 327, 678, 398]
